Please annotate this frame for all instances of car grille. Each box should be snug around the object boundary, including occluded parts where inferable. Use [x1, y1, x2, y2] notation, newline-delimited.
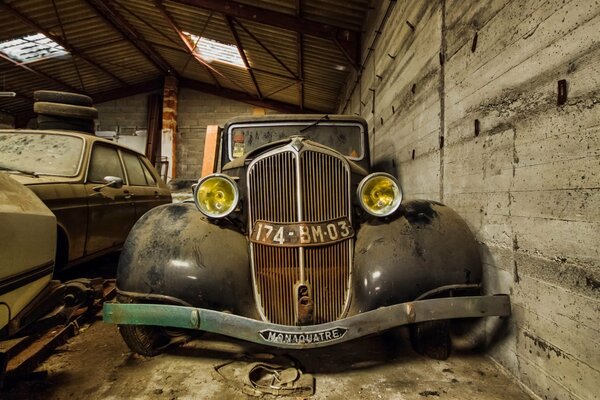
[248, 145, 352, 325]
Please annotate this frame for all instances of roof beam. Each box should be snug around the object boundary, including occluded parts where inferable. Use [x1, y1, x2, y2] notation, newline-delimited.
[85, 0, 177, 75]
[92, 78, 164, 104]
[0, 1, 128, 87]
[0, 52, 80, 93]
[225, 16, 262, 98]
[171, 0, 359, 42]
[180, 78, 320, 114]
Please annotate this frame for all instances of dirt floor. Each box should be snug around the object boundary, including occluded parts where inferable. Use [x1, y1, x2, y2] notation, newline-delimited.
[2, 253, 534, 400]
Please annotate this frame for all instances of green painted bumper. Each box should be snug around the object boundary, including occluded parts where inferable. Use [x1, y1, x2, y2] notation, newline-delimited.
[103, 295, 510, 349]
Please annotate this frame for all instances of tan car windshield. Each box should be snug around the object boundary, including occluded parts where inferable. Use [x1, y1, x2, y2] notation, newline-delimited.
[228, 123, 363, 161]
[0, 132, 84, 176]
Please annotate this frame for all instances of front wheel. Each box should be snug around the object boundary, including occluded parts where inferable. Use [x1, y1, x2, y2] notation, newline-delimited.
[119, 325, 187, 357]
[410, 320, 451, 360]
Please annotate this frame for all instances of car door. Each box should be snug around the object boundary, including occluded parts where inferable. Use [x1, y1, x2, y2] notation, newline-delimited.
[121, 150, 171, 220]
[84, 143, 136, 256]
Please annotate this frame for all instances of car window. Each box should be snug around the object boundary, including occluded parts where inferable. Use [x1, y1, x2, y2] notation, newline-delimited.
[0, 132, 84, 176]
[88, 145, 124, 183]
[122, 151, 147, 186]
[141, 160, 157, 186]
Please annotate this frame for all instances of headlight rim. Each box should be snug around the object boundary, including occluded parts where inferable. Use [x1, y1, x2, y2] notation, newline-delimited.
[193, 173, 239, 218]
[357, 172, 403, 217]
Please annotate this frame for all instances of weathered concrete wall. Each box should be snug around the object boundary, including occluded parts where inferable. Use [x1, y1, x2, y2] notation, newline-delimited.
[176, 88, 277, 179]
[340, 1, 600, 399]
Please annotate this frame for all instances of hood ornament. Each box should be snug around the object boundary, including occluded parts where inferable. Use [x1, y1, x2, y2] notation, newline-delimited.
[291, 136, 304, 152]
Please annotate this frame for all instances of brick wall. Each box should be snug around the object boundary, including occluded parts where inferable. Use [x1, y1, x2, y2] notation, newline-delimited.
[176, 87, 277, 180]
[340, 1, 600, 399]
[95, 92, 156, 135]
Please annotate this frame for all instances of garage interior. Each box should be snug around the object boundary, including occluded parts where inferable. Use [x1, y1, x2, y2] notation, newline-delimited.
[0, 0, 598, 399]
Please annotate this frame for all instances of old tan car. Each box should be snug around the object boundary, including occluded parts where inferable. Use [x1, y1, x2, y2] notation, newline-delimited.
[0, 174, 56, 333]
[0, 130, 171, 270]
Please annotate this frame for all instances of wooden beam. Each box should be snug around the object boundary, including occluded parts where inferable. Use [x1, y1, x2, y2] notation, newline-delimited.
[180, 77, 320, 114]
[0, 52, 81, 93]
[225, 16, 262, 98]
[92, 78, 164, 104]
[296, 0, 304, 110]
[0, 1, 128, 87]
[85, 0, 176, 75]
[171, 0, 359, 42]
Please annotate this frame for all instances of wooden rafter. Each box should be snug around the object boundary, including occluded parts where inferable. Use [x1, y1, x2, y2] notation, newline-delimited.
[234, 19, 298, 80]
[154, 1, 254, 94]
[85, 0, 176, 75]
[0, 1, 128, 88]
[180, 78, 319, 114]
[296, 0, 304, 110]
[0, 52, 80, 93]
[225, 16, 262, 98]
[171, 0, 359, 42]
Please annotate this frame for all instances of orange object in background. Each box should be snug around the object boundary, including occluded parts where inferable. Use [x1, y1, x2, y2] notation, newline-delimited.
[201, 125, 221, 178]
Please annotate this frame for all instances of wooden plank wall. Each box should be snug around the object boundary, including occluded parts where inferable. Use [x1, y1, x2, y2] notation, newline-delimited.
[340, 1, 600, 399]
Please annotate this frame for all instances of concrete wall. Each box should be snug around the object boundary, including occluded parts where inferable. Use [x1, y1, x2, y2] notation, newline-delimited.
[340, 1, 600, 399]
[176, 88, 276, 180]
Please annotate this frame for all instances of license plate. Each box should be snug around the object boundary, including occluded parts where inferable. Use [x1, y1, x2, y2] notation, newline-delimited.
[251, 217, 354, 247]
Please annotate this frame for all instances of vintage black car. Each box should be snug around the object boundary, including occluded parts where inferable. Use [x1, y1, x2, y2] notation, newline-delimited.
[103, 115, 510, 358]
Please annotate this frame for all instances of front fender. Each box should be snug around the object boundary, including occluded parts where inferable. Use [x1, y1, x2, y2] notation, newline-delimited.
[351, 200, 482, 313]
[117, 203, 256, 318]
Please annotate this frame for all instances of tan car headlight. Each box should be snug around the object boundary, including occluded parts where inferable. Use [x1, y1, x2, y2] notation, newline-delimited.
[194, 174, 239, 218]
[357, 173, 403, 217]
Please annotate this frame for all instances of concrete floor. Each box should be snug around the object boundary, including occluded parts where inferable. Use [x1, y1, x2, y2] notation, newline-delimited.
[3, 253, 534, 400]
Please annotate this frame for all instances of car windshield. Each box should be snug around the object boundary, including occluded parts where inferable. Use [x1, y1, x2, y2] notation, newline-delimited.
[0, 132, 84, 176]
[228, 122, 364, 161]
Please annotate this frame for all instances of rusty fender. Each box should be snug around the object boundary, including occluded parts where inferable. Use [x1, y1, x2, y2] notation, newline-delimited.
[116, 203, 258, 318]
[351, 200, 483, 313]
[103, 294, 511, 349]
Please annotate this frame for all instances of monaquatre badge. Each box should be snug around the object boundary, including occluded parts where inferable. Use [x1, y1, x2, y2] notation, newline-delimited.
[259, 327, 348, 345]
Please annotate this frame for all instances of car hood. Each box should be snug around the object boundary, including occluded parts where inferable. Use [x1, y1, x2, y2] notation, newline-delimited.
[1, 172, 79, 185]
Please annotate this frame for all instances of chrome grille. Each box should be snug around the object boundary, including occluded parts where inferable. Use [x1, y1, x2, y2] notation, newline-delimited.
[248, 144, 352, 325]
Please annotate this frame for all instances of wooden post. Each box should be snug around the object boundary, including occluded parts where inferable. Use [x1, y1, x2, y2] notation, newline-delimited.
[161, 75, 178, 181]
[201, 125, 221, 178]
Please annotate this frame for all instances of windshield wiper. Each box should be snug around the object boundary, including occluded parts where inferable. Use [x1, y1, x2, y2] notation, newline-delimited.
[299, 114, 330, 133]
[0, 164, 39, 177]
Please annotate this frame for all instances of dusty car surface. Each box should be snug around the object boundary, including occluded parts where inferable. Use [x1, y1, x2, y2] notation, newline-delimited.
[104, 115, 510, 358]
[0, 130, 171, 270]
[0, 174, 56, 333]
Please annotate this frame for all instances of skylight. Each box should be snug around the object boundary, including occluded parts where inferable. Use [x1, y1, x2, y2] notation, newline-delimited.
[0, 33, 68, 63]
[184, 32, 245, 68]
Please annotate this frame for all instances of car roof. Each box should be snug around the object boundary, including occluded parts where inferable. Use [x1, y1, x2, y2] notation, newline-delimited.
[0, 129, 145, 155]
[223, 114, 368, 131]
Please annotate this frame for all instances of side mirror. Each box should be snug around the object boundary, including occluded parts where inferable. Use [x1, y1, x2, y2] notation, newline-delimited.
[93, 176, 123, 192]
[103, 176, 123, 189]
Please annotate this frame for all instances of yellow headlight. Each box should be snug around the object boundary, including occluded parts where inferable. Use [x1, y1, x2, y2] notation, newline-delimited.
[194, 174, 239, 218]
[357, 173, 403, 217]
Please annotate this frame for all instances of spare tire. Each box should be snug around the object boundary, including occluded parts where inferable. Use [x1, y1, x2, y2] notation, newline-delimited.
[34, 102, 98, 120]
[33, 90, 93, 107]
[37, 114, 95, 133]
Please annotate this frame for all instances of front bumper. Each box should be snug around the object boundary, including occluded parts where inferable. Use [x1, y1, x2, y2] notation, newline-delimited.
[103, 294, 510, 349]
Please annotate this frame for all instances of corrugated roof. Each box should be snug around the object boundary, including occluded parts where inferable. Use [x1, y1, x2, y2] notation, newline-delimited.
[0, 0, 370, 118]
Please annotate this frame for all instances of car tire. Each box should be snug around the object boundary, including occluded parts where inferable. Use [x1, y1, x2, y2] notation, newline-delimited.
[118, 324, 173, 357]
[34, 102, 98, 120]
[410, 320, 451, 360]
[37, 114, 95, 133]
[33, 90, 93, 107]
